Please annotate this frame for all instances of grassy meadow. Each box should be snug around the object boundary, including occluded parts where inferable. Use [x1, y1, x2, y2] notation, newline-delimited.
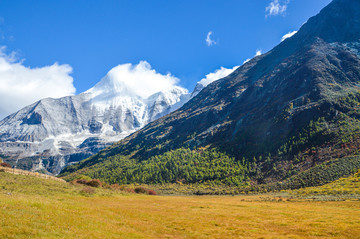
[1, 172, 360, 238]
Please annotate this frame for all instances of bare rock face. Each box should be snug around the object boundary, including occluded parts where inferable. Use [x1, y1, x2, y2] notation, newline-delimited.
[0, 71, 190, 174]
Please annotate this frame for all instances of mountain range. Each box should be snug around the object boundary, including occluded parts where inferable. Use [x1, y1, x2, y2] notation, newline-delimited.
[60, 0, 360, 190]
[0, 59, 225, 174]
[0, 66, 188, 174]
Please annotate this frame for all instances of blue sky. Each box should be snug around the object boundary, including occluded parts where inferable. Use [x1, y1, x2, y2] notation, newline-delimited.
[0, 0, 332, 117]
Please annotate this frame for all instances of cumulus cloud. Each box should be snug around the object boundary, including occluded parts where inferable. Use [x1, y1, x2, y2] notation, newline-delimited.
[0, 48, 75, 119]
[91, 61, 186, 99]
[205, 31, 216, 46]
[243, 50, 263, 64]
[198, 65, 239, 88]
[266, 0, 289, 17]
[281, 30, 297, 42]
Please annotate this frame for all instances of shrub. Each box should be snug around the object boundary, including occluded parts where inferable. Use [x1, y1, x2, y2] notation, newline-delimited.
[133, 186, 157, 195]
[147, 189, 157, 195]
[86, 179, 102, 188]
[0, 162, 11, 168]
[74, 179, 88, 185]
[134, 186, 147, 194]
[72, 178, 103, 188]
[70, 175, 92, 185]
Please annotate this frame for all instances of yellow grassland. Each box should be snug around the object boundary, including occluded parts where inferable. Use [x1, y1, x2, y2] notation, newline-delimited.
[0, 172, 359, 238]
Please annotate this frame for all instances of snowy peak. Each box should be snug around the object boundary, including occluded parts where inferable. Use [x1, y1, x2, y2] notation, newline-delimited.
[84, 68, 143, 113]
[147, 86, 190, 121]
[0, 61, 191, 174]
[87, 61, 183, 99]
[86, 73, 138, 99]
[147, 86, 189, 106]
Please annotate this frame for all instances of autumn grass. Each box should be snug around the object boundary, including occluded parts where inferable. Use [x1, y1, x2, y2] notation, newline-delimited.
[1, 172, 360, 238]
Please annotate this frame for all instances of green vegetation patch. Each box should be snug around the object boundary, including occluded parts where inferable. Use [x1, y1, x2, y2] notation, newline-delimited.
[255, 155, 360, 193]
[62, 148, 250, 186]
[294, 169, 360, 196]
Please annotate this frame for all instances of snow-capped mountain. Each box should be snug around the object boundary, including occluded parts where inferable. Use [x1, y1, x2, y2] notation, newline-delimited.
[0, 67, 190, 174]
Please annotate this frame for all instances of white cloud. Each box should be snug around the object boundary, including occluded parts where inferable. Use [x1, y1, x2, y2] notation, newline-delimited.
[91, 61, 186, 99]
[243, 50, 263, 64]
[0, 48, 75, 119]
[281, 30, 297, 42]
[266, 0, 289, 17]
[198, 65, 239, 87]
[205, 31, 216, 46]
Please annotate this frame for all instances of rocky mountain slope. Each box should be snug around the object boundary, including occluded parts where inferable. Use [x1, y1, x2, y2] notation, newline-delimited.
[0, 66, 191, 174]
[61, 0, 360, 189]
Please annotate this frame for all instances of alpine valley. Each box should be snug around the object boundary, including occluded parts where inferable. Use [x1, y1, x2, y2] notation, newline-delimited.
[60, 0, 360, 192]
[2, 1, 360, 238]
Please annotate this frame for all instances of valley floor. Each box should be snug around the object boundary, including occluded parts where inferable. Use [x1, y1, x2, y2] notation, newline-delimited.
[1, 172, 360, 238]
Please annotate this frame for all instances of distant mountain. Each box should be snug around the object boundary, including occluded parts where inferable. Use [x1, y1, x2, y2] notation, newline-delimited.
[0, 67, 191, 174]
[61, 0, 360, 190]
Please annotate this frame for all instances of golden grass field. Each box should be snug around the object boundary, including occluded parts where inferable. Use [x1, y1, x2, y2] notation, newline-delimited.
[1, 172, 360, 238]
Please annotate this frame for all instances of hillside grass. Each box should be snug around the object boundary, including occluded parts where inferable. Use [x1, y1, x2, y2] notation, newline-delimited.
[1, 172, 360, 238]
[293, 169, 360, 197]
